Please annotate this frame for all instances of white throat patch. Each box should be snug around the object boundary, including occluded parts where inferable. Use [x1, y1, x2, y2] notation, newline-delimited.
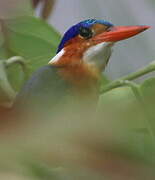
[48, 49, 65, 64]
[83, 42, 114, 68]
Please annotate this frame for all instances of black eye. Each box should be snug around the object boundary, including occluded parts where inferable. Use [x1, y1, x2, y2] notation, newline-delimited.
[79, 27, 93, 39]
[106, 26, 112, 32]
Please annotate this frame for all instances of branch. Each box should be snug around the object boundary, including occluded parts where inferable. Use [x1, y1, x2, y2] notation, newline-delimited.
[0, 56, 28, 107]
[101, 61, 155, 94]
[0, 61, 16, 103]
[41, 0, 56, 20]
[5, 56, 29, 82]
[32, 0, 56, 20]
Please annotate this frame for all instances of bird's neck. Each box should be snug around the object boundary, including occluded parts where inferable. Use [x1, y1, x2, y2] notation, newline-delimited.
[49, 43, 109, 98]
[58, 63, 101, 96]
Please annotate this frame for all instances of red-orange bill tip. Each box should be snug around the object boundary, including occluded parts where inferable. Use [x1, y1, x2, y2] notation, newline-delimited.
[94, 25, 150, 42]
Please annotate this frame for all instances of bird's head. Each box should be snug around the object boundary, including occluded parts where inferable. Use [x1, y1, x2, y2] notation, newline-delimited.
[49, 19, 149, 72]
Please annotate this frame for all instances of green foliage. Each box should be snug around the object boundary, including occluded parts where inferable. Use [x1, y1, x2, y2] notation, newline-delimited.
[0, 15, 61, 98]
[141, 77, 155, 102]
[5, 16, 60, 71]
[98, 76, 155, 164]
[0, 2, 155, 179]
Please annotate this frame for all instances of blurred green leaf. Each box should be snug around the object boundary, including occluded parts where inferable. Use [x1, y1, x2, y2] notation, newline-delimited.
[0, 31, 4, 48]
[1, 16, 61, 91]
[5, 16, 61, 72]
[0, 27, 8, 59]
[26, 161, 60, 180]
[97, 81, 155, 163]
[140, 77, 155, 100]
[98, 86, 146, 129]
[140, 78, 155, 133]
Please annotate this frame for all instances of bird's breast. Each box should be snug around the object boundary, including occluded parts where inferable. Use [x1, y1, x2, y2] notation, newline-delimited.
[57, 64, 101, 102]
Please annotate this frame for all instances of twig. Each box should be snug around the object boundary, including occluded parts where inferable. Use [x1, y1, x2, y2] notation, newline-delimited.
[5, 56, 28, 76]
[0, 61, 16, 102]
[0, 56, 28, 107]
[101, 61, 155, 94]
[41, 0, 56, 20]
[32, 0, 56, 20]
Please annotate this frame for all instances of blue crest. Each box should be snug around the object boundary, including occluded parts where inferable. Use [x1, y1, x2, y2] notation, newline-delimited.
[57, 19, 114, 53]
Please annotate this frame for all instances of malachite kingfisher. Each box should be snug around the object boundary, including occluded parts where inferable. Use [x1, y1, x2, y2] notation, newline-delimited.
[14, 19, 150, 117]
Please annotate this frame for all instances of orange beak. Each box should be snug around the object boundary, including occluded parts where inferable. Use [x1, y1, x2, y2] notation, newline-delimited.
[93, 25, 150, 42]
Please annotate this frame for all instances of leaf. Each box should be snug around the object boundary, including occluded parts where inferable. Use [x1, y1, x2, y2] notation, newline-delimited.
[2, 16, 61, 91]
[0, 31, 4, 48]
[98, 86, 147, 129]
[5, 16, 61, 71]
[140, 77, 155, 100]
[97, 84, 155, 163]
[140, 78, 155, 133]
[140, 77, 155, 114]
[0, 29, 8, 59]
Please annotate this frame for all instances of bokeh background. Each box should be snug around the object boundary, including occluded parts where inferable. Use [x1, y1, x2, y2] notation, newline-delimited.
[37, 0, 155, 79]
[0, 0, 155, 179]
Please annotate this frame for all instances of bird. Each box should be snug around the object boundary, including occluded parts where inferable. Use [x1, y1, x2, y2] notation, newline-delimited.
[12, 19, 150, 119]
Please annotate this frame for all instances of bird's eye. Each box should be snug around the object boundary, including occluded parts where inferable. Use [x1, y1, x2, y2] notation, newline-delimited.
[79, 27, 93, 39]
[106, 26, 112, 32]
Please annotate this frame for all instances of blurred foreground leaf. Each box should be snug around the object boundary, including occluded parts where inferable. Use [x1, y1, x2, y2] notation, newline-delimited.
[98, 80, 155, 163]
[140, 77, 155, 103]
[140, 78, 155, 133]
